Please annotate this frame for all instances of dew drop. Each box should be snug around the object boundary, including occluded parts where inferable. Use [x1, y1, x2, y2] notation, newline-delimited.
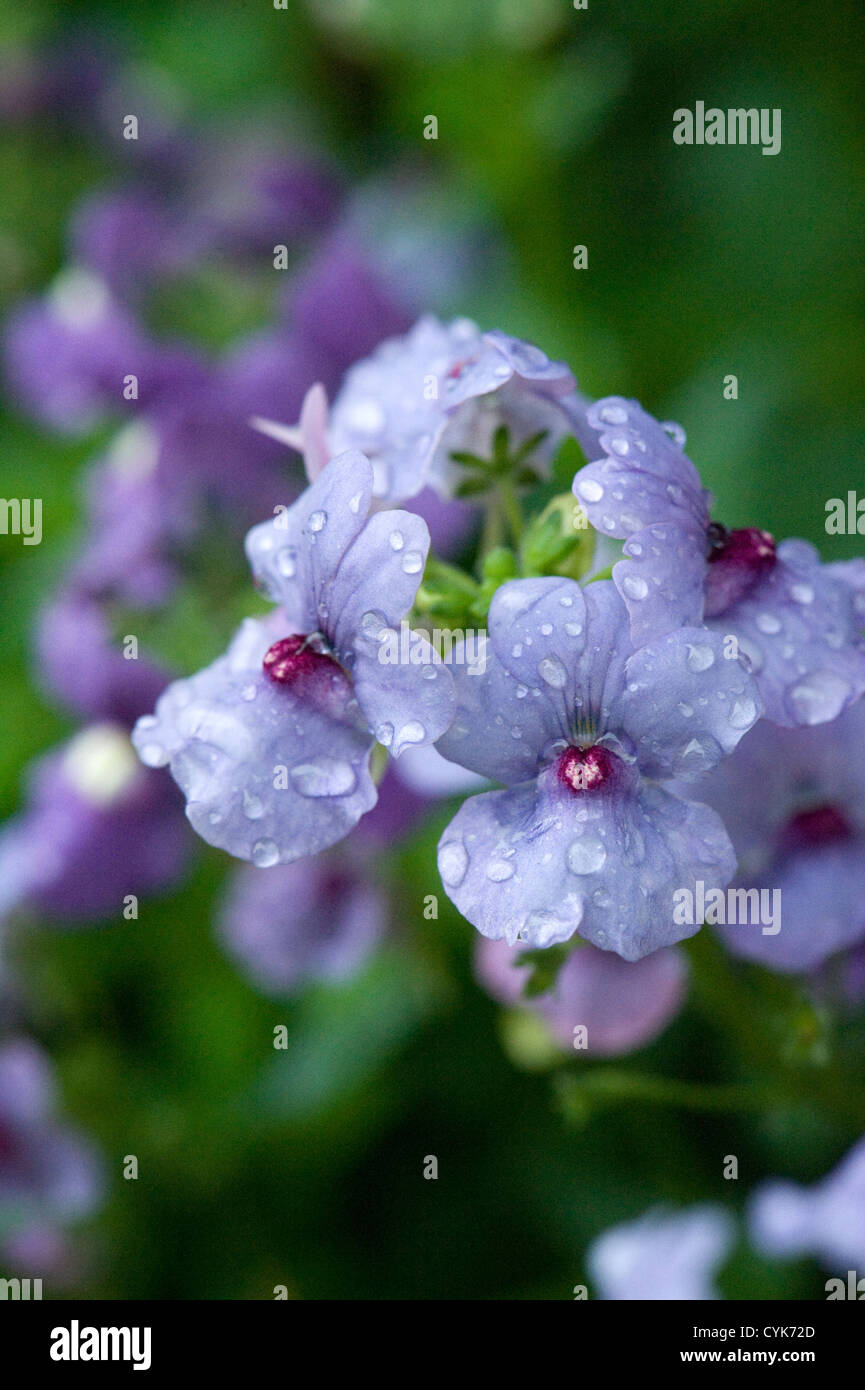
[622, 575, 649, 601]
[755, 611, 782, 634]
[439, 840, 468, 887]
[578, 478, 604, 503]
[567, 837, 607, 875]
[290, 757, 357, 797]
[538, 655, 568, 689]
[686, 643, 715, 672]
[251, 838, 279, 868]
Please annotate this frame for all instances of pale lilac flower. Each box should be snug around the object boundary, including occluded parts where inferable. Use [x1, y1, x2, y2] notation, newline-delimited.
[133, 451, 455, 865]
[749, 1135, 865, 1271]
[436, 577, 760, 960]
[0, 1038, 104, 1239]
[0, 724, 188, 924]
[259, 316, 583, 503]
[573, 398, 865, 727]
[219, 846, 386, 996]
[679, 699, 865, 972]
[588, 1206, 734, 1300]
[476, 936, 688, 1055]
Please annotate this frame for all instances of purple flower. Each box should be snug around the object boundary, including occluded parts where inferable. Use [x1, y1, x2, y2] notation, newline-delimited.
[0, 1038, 103, 1239]
[573, 398, 865, 727]
[67, 421, 191, 606]
[678, 699, 865, 972]
[37, 594, 172, 726]
[218, 845, 386, 996]
[132, 451, 455, 865]
[588, 1206, 734, 1300]
[285, 231, 412, 377]
[286, 316, 582, 502]
[70, 190, 176, 300]
[476, 937, 688, 1055]
[436, 577, 761, 959]
[4, 270, 153, 434]
[0, 724, 189, 924]
[4, 269, 209, 436]
[749, 1135, 865, 1272]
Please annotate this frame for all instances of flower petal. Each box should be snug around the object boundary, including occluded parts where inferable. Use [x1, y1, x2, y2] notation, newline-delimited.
[437, 771, 735, 961]
[132, 614, 377, 863]
[620, 627, 762, 779]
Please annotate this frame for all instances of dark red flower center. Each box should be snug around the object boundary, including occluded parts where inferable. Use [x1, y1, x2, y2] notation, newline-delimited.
[703, 524, 777, 616]
[263, 634, 340, 686]
[557, 744, 617, 794]
[780, 803, 853, 855]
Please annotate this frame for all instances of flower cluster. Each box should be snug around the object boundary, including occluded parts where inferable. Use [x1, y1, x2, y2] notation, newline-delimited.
[126, 321, 865, 980]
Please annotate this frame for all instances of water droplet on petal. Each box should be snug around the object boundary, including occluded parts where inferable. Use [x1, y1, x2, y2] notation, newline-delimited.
[402, 550, 423, 574]
[790, 582, 814, 605]
[290, 757, 357, 797]
[308, 510, 327, 533]
[242, 789, 264, 819]
[486, 859, 515, 882]
[139, 742, 168, 768]
[389, 530, 405, 551]
[755, 611, 781, 634]
[567, 837, 607, 875]
[686, 643, 715, 672]
[439, 840, 468, 887]
[394, 720, 426, 754]
[252, 838, 279, 867]
[276, 547, 298, 578]
[538, 655, 568, 689]
[788, 671, 852, 725]
[622, 575, 649, 601]
[578, 478, 604, 503]
[730, 697, 757, 729]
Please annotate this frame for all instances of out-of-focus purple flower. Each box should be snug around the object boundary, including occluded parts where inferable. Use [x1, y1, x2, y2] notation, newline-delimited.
[70, 191, 177, 299]
[0, 37, 114, 127]
[4, 270, 152, 433]
[749, 1135, 865, 1271]
[679, 700, 865, 972]
[0, 1038, 103, 1242]
[588, 1206, 734, 1300]
[68, 420, 191, 606]
[133, 452, 455, 865]
[218, 844, 386, 996]
[286, 232, 412, 378]
[3, 269, 209, 436]
[573, 398, 865, 727]
[0, 724, 189, 924]
[37, 594, 172, 726]
[436, 577, 760, 960]
[189, 146, 342, 258]
[476, 937, 688, 1055]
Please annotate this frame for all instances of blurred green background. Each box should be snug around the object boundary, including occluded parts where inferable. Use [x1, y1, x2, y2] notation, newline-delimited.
[0, 0, 862, 1299]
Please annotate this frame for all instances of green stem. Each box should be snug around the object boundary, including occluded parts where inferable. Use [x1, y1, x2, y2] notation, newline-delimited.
[497, 477, 524, 545]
